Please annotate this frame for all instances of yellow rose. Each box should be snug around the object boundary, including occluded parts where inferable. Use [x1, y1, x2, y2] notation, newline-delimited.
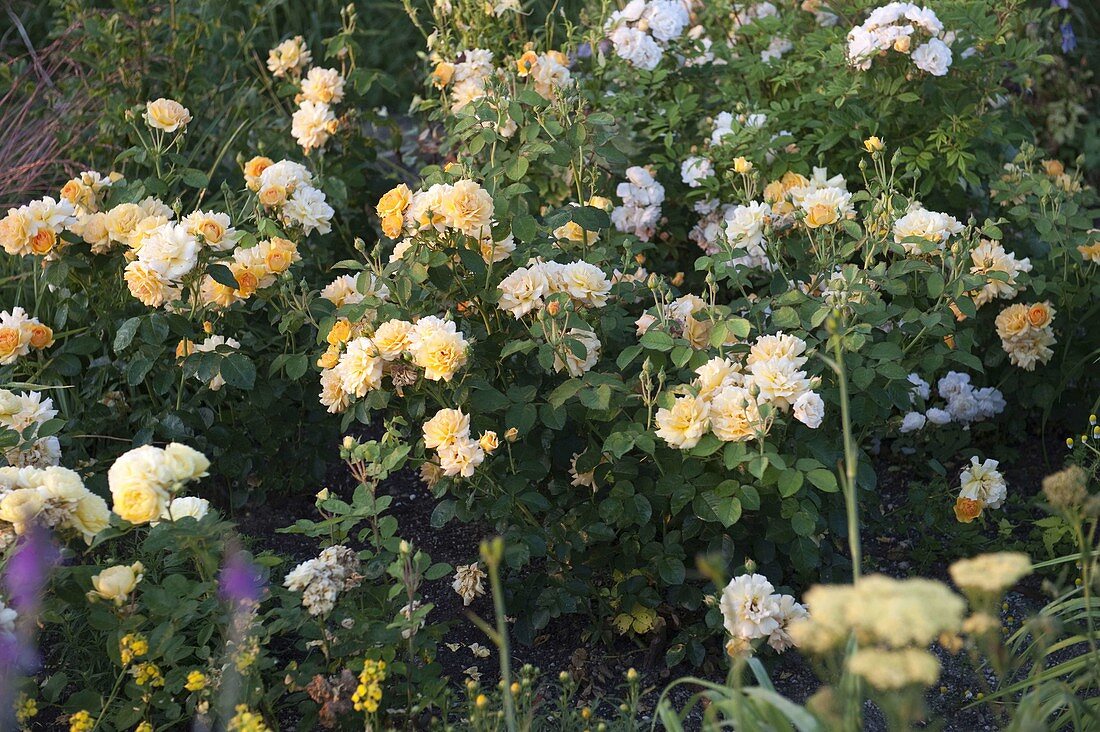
[586, 195, 613, 212]
[29, 228, 56, 256]
[953, 497, 983, 523]
[1026, 301, 1053, 329]
[162, 443, 210, 482]
[258, 184, 287, 207]
[124, 261, 170, 308]
[994, 303, 1029, 339]
[781, 171, 809, 192]
[733, 157, 754, 174]
[27, 323, 53, 349]
[412, 330, 468, 382]
[440, 180, 494, 236]
[431, 62, 455, 88]
[106, 203, 144, 244]
[805, 203, 839, 229]
[0, 488, 44, 532]
[1041, 159, 1065, 178]
[517, 50, 539, 76]
[423, 408, 470, 448]
[317, 346, 340, 369]
[327, 318, 352, 346]
[90, 562, 144, 605]
[80, 212, 110, 250]
[243, 156, 273, 191]
[60, 179, 86, 207]
[763, 181, 786, 204]
[71, 493, 111, 544]
[111, 483, 168, 524]
[1078, 242, 1100, 264]
[176, 339, 195, 359]
[196, 217, 226, 245]
[863, 136, 884, 153]
[0, 326, 24, 363]
[144, 98, 192, 132]
[231, 263, 261, 298]
[371, 319, 413, 360]
[0, 210, 31, 255]
[893, 35, 911, 53]
[478, 431, 499, 453]
[262, 237, 298, 273]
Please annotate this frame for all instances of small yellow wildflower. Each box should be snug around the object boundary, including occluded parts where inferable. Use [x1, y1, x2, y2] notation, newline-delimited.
[69, 710, 94, 732]
[15, 694, 37, 725]
[131, 662, 165, 688]
[119, 633, 148, 664]
[186, 670, 208, 692]
[228, 705, 270, 732]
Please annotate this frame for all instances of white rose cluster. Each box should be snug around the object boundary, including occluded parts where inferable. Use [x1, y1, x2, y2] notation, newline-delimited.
[605, 0, 690, 71]
[448, 48, 496, 111]
[719, 573, 808, 655]
[496, 259, 612, 318]
[248, 159, 334, 235]
[680, 156, 714, 188]
[319, 313, 469, 415]
[0, 306, 55, 366]
[689, 199, 735, 255]
[0, 196, 76, 257]
[517, 50, 573, 99]
[723, 201, 773, 269]
[899, 371, 1005, 434]
[710, 110, 767, 147]
[892, 203, 964, 255]
[612, 166, 665, 241]
[284, 545, 363, 616]
[267, 36, 312, 78]
[969, 240, 1032, 307]
[286, 55, 345, 154]
[0, 389, 61, 468]
[655, 332, 824, 450]
[846, 3, 955, 76]
[0, 464, 110, 547]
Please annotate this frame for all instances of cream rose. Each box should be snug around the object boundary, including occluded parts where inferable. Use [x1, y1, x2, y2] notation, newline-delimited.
[90, 562, 144, 605]
[144, 98, 192, 132]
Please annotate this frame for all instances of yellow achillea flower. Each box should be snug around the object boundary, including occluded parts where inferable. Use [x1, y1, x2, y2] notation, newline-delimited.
[228, 705, 270, 732]
[352, 659, 387, 713]
[69, 710, 94, 732]
[15, 694, 37, 724]
[119, 633, 149, 664]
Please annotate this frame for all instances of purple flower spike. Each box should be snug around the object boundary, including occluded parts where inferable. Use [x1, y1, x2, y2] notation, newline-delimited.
[1061, 22, 1077, 53]
[4, 527, 60, 616]
[218, 548, 265, 607]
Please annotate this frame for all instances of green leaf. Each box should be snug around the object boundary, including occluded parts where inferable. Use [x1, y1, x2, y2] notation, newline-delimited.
[501, 339, 537, 358]
[207, 263, 239, 289]
[113, 317, 142, 352]
[778, 469, 804, 497]
[219, 353, 256, 389]
[511, 214, 537, 243]
[181, 168, 209, 188]
[656, 556, 686, 585]
[927, 271, 945, 298]
[807, 469, 838, 492]
[640, 330, 675, 352]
